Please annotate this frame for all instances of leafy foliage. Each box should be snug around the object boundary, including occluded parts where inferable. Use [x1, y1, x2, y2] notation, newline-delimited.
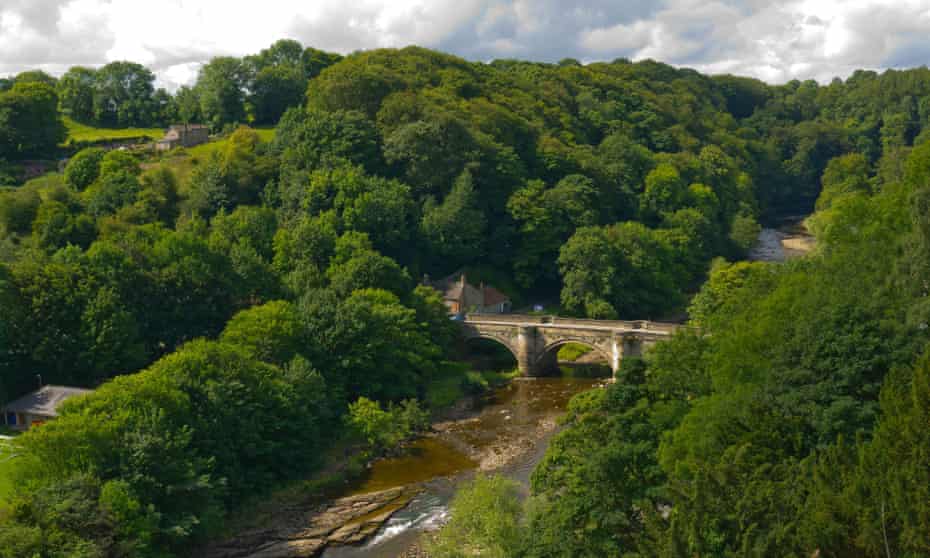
[8, 42, 930, 558]
[427, 475, 525, 558]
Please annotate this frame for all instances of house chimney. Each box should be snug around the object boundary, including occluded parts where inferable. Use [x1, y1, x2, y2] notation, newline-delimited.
[460, 273, 466, 287]
[36, 374, 43, 389]
[422, 273, 430, 285]
[480, 282, 485, 305]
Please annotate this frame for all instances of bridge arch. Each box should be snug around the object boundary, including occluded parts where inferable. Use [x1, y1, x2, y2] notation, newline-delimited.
[459, 315, 680, 377]
[533, 338, 614, 377]
[538, 339, 612, 362]
[461, 332, 520, 369]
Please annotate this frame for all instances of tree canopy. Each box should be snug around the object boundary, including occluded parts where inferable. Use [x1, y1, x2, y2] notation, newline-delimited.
[5, 43, 930, 557]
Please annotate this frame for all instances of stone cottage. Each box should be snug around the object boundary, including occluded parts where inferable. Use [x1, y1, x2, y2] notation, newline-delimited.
[428, 272, 512, 315]
[155, 124, 210, 151]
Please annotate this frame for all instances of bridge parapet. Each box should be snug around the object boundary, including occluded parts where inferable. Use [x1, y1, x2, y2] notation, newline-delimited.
[463, 314, 685, 334]
[464, 313, 549, 324]
[461, 314, 689, 377]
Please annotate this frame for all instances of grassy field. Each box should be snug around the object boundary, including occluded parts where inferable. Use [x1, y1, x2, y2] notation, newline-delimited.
[557, 342, 594, 362]
[253, 127, 276, 143]
[0, 438, 18, 504]
[185, 126, 275, 158]
[156, 126, 277, 190]
[63, 117, 163, 145]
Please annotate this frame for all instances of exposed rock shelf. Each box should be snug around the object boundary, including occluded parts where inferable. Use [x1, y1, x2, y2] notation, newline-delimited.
[205, 487, 418, 558]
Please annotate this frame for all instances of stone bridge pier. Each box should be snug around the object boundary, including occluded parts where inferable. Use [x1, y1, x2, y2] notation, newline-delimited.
[460, 315, 681, 377]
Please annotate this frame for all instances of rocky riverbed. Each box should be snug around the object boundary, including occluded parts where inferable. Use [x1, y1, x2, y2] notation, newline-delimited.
[205, 487, 420, 558]
[324, 377, 604, 558]
[205, 376, 604, 558]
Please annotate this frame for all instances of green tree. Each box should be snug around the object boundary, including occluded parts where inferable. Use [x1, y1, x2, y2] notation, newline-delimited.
[0, 187, 41, 235]
[527, 360, 677, 557]
[272, 107, 382, 175]
[345, 397, 429, 451]
[92, 61, 156, 127]
[559, 222, 681, 318]
[306, 56, 400, 117]
[326, 245, 411, 298]
[219, 126, 276, 206]
[246, 40, 309, 121]
[64, 147, 105, 190]
[197, 57, 248, 129]
[302, 47, 342, 79]
[816, 152, 872, 210]
[383, 116, 477, 196]
[250, 65, 306, 124]
[84, 170, 142, 217]
[272, 213, 337, 295]
[133, 166, 181, 226]
[12, 339, 329, 553]
[13, 70, 56, 86]
[841, 353, 930, 555]
[186, 154, 230, 218]
[0, 81, 65, 157]
[421, 169, 487, 268]
[32, 199, 96, 250]
[428, 475, 525, 558]
[509, 174, 599, 289]
[174, 85, 201, 124]
[248, 39, 304, 69]
[728, 212, 762, 254]
[57, 66, 97, 122]
[220, 301, 303, 366]
[640, 162, 687, 220]
[302, 164, 414, 257]
[98, 150, 140, 178]
[77, 286, 146, 383]
[299, 288, 438, 401]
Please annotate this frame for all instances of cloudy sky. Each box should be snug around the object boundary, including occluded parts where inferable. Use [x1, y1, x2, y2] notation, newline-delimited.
[2, 0, 930, 90]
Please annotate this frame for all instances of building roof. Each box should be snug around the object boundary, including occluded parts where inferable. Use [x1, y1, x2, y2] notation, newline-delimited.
[430, 271, 466, 300]
[427, 271, 511, 306]
[2, 385, 93, 417]
[443, 282, 465, 301]
[482, 285, 510, 306]
[168, 124, 209, 131]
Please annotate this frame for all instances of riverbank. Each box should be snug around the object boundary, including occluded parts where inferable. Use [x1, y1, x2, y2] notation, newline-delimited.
[749, 217, 815, 262]
[325, 376, 606, 558]
[200, 366, 526, 558]
[202, 365, 605, 558]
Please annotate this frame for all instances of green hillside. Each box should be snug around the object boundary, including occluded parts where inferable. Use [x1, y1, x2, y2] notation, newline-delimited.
[2, 42, 930, 556]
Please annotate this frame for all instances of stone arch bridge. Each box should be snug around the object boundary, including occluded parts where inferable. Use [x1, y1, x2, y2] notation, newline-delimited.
[461, 314, 683, 377]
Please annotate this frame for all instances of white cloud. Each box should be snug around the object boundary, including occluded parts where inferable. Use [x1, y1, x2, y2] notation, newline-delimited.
[579, 0, 930, 83]
[3, 0, 930, 88]
[0, 0, 487, 87]
[580, 20, 655, 53]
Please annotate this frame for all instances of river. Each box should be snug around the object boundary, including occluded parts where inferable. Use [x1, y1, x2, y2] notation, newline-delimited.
[320, 222, 813, 557]
[322, 375, 606, 557]
[212, 222, 811, 558]
[749, 218, 815, 262]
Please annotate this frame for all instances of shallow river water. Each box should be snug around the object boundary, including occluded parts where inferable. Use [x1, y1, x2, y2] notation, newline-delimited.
[749, 219, 814, 262]
[319, 221, 812, 556]
[323, 376, 605, 557]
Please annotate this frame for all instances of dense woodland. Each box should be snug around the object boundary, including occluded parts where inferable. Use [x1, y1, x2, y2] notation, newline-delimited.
[2, 39, 930, 556]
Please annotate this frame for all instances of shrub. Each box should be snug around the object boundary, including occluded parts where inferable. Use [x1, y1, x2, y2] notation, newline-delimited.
[63, 147, 105, 190]
[346, 397, 429, 453]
